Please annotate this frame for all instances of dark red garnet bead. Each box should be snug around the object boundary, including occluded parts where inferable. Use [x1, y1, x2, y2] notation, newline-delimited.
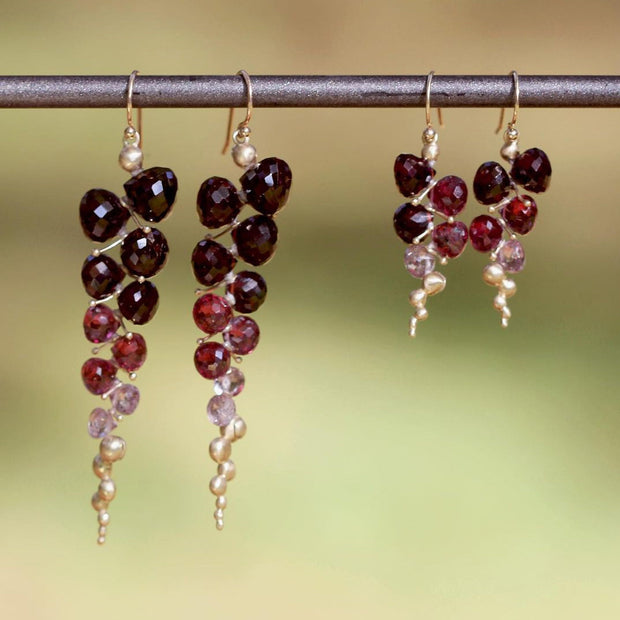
[502, 196, 538, 235]
[83, 304, 120, 343]
[223, 316, 260, 355]
[197, 176, 242, 228]
[227, 271, 267, 314]
[81, 255, 125, 299]
[120, 227, 169, 278]
[473, 162, 511, 205]
[393, 203, 433, 243]
[111, 333, 147, 371]
[469, 215, 503, 253]
[81, 357, 118, 395]
[193, 294, 233, 335]
[432, 221, 468, 258]
[510, 148, 551, 193]
[191, 239, 237, 287]
[240, 157, 292, 215]
[124, 167, 178, 223]
[430, 175, 468, 216]
[79, 189, 130, 242]
[394, 154, 435, 197]
[232, 215, 278, 266]
[118, 280, 159, 324]
[194, 341, 231, 379]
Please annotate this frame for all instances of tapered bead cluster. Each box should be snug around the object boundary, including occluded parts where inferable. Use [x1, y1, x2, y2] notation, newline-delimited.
[79, 125, 178, 544]
[191, 128, 292, 530]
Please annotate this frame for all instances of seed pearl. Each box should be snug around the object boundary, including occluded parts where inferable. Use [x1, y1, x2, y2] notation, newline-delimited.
[98, 525, 107, 536]
[98, 511, 111, 526]
[493, 294, 507, 310]
[214, 508, 225, 520]
[93, 455, 112, 479]
[215, 519, 224, 531]
[409, 316, 417, 337]
[216, 496, 227, 510]
[415, 307, 429, 321]
[232, 143, 257, 168]
[98, 479, 116, 501]
[119, 145, 144, 173]
[210, 475, 227, 496]
[501, 317, 510, 328]
[422, 127, 436, 143]
[100, 435, 126, 463]
[500, 141, 519, 163]
[408, 289, 427, 308]
[482, 263, 505, 286]
[421, 143, 439, 162]
[218, 460, 236, 481]
[233, 417, 247, 441]
[502, 307, 512, 319]
[97, 536, 106, 545]
[92, 492, 108, 512]
[209, 437, 232, 464]
[423, 271, 446, 296]
[500, 279, 517, 298]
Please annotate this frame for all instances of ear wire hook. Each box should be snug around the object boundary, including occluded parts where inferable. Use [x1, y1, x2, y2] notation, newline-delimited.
[126, 69, 142, 148]
[496, 70, 519, 134]
[425, 71, 443, 129]
[222, 70, 253, 155]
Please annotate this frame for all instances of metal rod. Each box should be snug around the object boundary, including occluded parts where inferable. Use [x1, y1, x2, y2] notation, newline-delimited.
[0, 75, 618, 108]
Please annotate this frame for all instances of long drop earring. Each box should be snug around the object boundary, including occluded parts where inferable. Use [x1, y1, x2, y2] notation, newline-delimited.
[469, 71, 551, 326]
[392, 72, 469, 337]
[190, 70, 292, 530]
[79, 71, 179, 544]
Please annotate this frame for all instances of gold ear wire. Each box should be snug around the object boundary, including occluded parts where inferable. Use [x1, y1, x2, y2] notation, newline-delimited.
[126, 70, 142, 148]
[222, 70, 253, 155]
[496, 70, 519, 134]
[425, 71, 443, 129]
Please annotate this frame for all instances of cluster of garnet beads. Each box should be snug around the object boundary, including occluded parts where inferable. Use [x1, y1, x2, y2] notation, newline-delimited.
[191, 150, 292, 530]
[470, 132, 551, 326]
[79, 156, 178, 544]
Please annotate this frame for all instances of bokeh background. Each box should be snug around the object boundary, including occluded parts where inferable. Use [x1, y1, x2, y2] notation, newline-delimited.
[1, 1, 620, 618]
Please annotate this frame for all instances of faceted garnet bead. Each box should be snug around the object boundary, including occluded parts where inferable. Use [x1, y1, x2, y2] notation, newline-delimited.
[81, 358, 118, 395]
[394, 154, 435, 197]
[431, 221, 468, 258]
[79, 189, 130, 242]
[223, 316, 260, 355]
[393, 203, 433, 243]
[473, 162, 511, 205]
[197, 176, 242, 228]
[81, 255, 125, 299]
[193, 294, 233, 335]
[111, 333, 147, 371]
[118, 280, 159, 324]
[120, 227, 169, 277]
[496, 239, 526, 273]
[124, 166, 178, 222]
[232, 215, 278, 266]
[240, 157, 292, 215]
[191, 239, 237, 287]
[510, 148, 551, 193]
[83, 304, 120, 343]
[226, 271, 267, 314]
[502, 196, 538, 235]
[194, 342, 231, 379]
[469, 215, 504, 253]
[429, 175, 468, 216]
[404, 245, 435, 278]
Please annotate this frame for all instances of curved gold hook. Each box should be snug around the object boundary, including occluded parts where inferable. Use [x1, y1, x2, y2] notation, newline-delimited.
[425, 71, 443, 128]
[126, 70, 142, 146]
[495, 70, 519, 134]
[222, 70, 253, 154]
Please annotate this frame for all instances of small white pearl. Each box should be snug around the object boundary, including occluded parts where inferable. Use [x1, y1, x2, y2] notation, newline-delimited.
[482, 263, 505, 286]
[215, 519, 224, 531]
[216, 496, 227, 510]
[500, 279, 517, 298]
[98, 525, 107, 536]
[408, 289, 427, 308]
[421, 143, 439, 162]
[502, 307, 512, 319]
[423, 271, 446, 296]
[100, 435, 126, 463]
[119, 145, 143, 173]
[209, 437, 232, 464]
[232, 143, 257, 168]
[218, 460, 236, 481]
[91, 493, 108, 512]
[409, 316, 417, 337]
[500, 141, 519, 163]
[233, 417, 247, 441]
[98, 479, 116, 502]
[415, 307, 429, 321]
[214, 508, 225, 520]
[93, 455, 111, 479]
[97, 536, 106, 545]
[493, 294, 507, 310]
[210, 475, 227, 496]
[98, 511, 111, 526]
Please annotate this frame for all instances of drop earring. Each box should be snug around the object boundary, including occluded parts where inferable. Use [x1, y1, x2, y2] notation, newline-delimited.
[190, 70, 292, 530]
[79, 70, 179, 544]
[392, 71, 469, 337]
[469, 71, 551, 326]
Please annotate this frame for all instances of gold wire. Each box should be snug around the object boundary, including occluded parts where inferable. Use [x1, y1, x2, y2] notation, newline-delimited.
[496, 70, 520, 134]
[222, 70, 253, 154]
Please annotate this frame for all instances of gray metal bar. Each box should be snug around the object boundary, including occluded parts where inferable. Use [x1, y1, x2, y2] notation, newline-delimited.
[0, 75, 618, 108]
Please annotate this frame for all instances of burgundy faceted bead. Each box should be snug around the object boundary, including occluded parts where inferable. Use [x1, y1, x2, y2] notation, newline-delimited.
[226, 271, 267, 314]
[394, 154, 435, 197]
[111, 333, 147, 371]
[432, 221, 468, 258]
[191, 239, 237, 287]
[430, 175, 468, 216]
[194, 341, 231, 379]
[240, 157, 292, 215]
[232, 215, 278, 266]
[81, 358, 117, 395]
[223, 316, 260, 355]
[197, 176, 242, 228]
[81, 254, 125, 300]
[469, 215, 503, 253]
[502, 196, 538, 235]
[79, 189, 130, 242]
[393, 203, 433, 243]
[83, 304, 120, 343]
[510, 148, 551, 193]
[118, 280, 159, 324]
[120, 227, 169, 277]
[124, 166, 178, 222]
[473, 162, 511, 205]
[193, 294, 233, 335]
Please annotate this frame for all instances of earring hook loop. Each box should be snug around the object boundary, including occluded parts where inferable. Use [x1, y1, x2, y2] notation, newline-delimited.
[496, 70, 519, 134]
[126, 70, 142, 146]
[222, 70, 254, 154]
[425, 71, 443, 128]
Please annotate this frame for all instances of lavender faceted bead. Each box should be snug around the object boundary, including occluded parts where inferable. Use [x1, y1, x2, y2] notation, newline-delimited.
[88, 408, 117, 438]
[496, 239, 526, 273]
[404, 245, 435, 278]
[207, 394, 237, 427]
[214, 367, 245, 397]
[111, 384, 140, 415]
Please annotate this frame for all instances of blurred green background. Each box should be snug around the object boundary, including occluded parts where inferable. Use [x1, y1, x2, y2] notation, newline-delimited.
[1, 0, 620, 618]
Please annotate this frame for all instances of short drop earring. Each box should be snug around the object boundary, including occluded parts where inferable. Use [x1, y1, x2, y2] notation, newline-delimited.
[469, 71, 551, 326]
